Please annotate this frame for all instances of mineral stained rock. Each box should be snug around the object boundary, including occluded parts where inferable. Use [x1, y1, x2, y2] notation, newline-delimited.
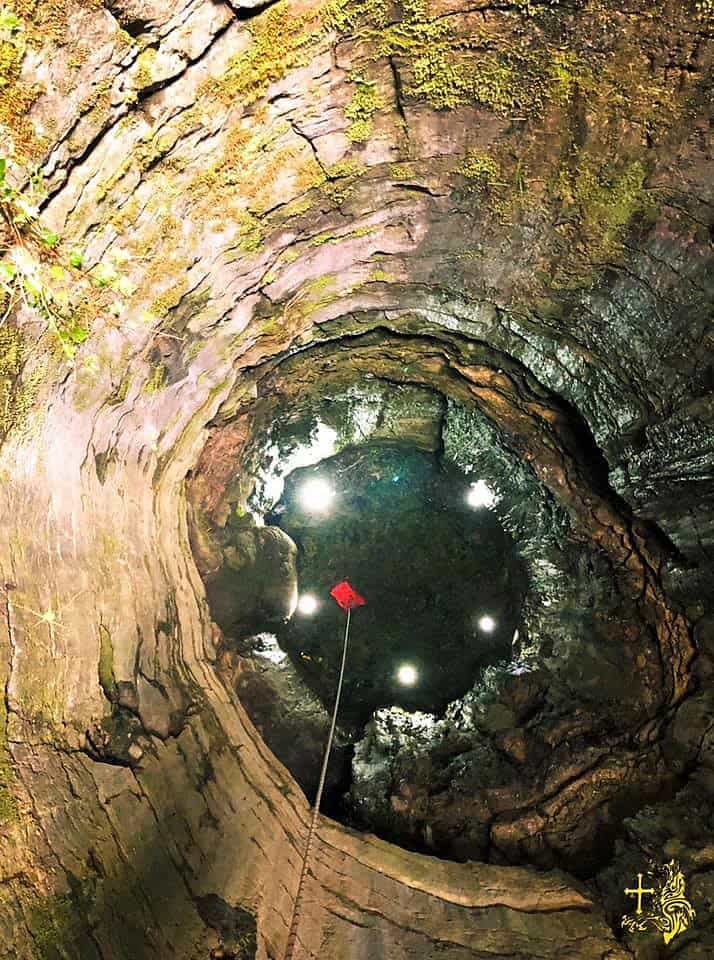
[0, 0, 712, 957]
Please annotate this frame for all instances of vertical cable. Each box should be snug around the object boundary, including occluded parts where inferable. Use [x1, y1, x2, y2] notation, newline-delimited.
[283, 606, 351, 960]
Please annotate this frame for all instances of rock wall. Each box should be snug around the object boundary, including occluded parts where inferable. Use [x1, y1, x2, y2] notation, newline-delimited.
[0, 0, 712, 956]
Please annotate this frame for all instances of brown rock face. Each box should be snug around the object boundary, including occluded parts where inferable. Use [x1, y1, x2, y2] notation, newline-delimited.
[0, 0, 712, 957]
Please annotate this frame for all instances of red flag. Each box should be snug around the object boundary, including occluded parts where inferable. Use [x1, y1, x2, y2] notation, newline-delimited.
[330, 580, 366, 612]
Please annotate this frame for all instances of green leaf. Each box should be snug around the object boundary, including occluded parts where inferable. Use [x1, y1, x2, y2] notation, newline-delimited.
[59, 337, 77, 359]
[40, 230, 60, 248]
[68, 250, 83, 269]
[49, 264, 65, 282]
[68, 326, 89, 343]
[0, 12, 21, 30]
[0, 158, 6, 185]
[0, 261, 16, 283]
[91, 263, 117, 288]
[23, 274, 42, 300]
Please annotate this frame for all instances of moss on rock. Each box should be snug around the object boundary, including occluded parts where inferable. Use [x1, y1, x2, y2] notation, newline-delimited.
[0, 323, 40, 442]
[0, 699, 16, 824]
[204, 0, 330, 107]
[551, 157, 657, 288]
[344, 75, 386, 142]
[457, 150, 502, 188]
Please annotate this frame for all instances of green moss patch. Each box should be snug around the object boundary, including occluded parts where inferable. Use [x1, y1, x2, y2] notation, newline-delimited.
[551, 158, 656, 288]
[0, 699, 16, 824]
[143, 362, 169, 394]
[344, 75, 386, 142]
[0, 323, 39, 442]
[457, 150, 502, 188]
[205, 0, 329, 106]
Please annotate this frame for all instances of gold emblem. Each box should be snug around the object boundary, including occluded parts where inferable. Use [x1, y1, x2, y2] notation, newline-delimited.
[621, 859, 696, 945]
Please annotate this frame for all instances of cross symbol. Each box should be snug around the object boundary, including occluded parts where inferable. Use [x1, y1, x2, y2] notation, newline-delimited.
[624, 873, 656, 914]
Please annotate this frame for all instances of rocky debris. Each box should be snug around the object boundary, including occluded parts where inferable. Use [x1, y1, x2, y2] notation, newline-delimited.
[206, 522, 298, 634]
[216, 637, 352, 806]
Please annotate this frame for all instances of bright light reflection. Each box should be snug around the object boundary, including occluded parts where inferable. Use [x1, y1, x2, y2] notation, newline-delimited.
[260, 421, 338, 507]
[253, 634, 287, 665]
[397, 664, 418, 686]
[467, 480, 496, 509]
[297, 593, 318, 615]
[478, 615, 496, 633]
[299, 477, 334, 513]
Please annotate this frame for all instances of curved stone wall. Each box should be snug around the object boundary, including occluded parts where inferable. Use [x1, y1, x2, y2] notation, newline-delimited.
[0, 0, 712, 956]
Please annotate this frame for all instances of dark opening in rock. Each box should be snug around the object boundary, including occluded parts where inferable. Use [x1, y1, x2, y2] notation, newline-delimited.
[269, 443, 527, 730]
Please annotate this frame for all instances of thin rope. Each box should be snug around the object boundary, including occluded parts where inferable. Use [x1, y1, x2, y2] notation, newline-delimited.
[283, 606, 351, 960]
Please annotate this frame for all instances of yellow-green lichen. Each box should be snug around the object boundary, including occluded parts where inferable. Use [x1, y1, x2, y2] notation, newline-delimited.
[511, 0, 560, 13]
[76, 78, 113, 134]
[310, 224, 375, 246]
[0, 699, 16, 823]
[369, 268, 395, 283]
[326, 0, 682, 141]
[0, 6, 23, 90]
[143, 362, 168, 394]
[259, 318, 283, 338]
[389, 162, 416, 180]
[9, 0, 79, 45]
[0, 6, 46, 161]
[205, 0, 328, 107]
[329, 0, 543, 114]
[234, 211, 265, 253]
[108, 372, 132, 406]
[547, 48, 592, 106]
[344, 76, 385, 142]
[267, 272, 340, 337]
[0, 323, 36, 441]
[457, 150, 502, 188]
[186, 116, 327, 246]
[325, 159, 366, 180]
[415, 49, 522, 112]
[133, 47, 156, 91]
[149, 279, 188, 318]
[552, 158, 656, 287]
[279, 196, 314, 219]
[306, 274, 336, 295]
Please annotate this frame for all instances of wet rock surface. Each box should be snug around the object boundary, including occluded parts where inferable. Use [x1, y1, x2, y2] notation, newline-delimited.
[0, 0, 712, 956]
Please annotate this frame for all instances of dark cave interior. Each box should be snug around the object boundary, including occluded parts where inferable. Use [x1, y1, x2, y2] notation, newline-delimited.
[271, 443, 526, 730]
[204, 427, 529, 826]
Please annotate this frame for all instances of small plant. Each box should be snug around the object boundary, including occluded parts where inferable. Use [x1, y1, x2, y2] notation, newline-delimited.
[0, 156, 139, 358]
[0, 158, 90, 354]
